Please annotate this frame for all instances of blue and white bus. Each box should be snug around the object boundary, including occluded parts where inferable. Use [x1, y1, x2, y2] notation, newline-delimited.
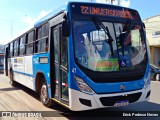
[0, 54, 4, 73]
[0, 45, 4, 73]
[4, 2, 150, 111]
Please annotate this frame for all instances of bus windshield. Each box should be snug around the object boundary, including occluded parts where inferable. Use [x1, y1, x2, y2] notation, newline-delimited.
[73, 18, 147, 72]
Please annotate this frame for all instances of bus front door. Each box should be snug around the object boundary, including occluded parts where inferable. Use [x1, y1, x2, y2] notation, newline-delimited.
[51, 25, 69, 105]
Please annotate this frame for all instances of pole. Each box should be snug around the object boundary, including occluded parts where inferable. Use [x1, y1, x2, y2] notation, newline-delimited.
[11, 19, 13, 40]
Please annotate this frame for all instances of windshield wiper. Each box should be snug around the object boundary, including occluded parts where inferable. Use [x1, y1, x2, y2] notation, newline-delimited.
[92, 17, 114, 57]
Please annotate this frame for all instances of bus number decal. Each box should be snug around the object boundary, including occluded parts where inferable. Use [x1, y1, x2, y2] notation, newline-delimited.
[81, 6, 89, 14]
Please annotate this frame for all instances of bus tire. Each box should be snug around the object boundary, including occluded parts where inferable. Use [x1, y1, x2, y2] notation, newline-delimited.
[40, 79, 54, 107]
[10, 71, 16, 86]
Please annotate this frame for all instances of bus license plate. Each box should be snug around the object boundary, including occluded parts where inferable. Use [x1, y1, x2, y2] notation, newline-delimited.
[114, 100, 129, 107]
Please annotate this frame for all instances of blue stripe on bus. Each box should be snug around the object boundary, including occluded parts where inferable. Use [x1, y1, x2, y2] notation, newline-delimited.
[13, 70, 34, 78]
[70, 63, 150, 94]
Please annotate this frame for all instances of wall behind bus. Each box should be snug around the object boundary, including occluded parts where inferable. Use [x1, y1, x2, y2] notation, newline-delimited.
[143, 15, 160, 66]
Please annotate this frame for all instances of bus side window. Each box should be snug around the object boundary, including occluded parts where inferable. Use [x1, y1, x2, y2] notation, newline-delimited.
[26, 30, 34, 55]
[36, 38, 48, 53]
[13, 39, 19, 56]
[35, 23, 49, 53]
[19, 36, 25, 56]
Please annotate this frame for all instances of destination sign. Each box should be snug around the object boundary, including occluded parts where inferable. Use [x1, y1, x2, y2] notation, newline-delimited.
[71, 3, 140, 20]
[81, 6, 132, 19]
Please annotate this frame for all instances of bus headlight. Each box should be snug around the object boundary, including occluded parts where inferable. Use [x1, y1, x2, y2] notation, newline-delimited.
[74, 76, 95, 94]
[144, 74, 150, 88]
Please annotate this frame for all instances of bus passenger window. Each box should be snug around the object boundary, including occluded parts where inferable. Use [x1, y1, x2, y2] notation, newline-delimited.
[36, 38, 48, 53]
[36, 23, 49, 53]
[37, 27, 42, 39]
[42, 23, 49, 37]
[13, 39, 19, 56]
[26, 31, 34, 55]
[19, 36, 25, 56]
[26, 44, 33, 55]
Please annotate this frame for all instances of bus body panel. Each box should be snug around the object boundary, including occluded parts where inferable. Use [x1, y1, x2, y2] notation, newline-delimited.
[9, 53, 52, 98]
[69, 85, 150, 111]
[68, 57, 150, 94]
[24, 56, 35, 90]
[32, 53, 52, 98]
[80, 65, 150, 94]
[11, 56, 35, 90]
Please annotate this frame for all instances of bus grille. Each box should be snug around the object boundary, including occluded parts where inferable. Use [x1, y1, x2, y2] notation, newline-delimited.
[99, 92, 142, 106]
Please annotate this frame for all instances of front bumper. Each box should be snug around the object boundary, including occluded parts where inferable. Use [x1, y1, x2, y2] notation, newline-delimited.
[69, 86, 150, 111]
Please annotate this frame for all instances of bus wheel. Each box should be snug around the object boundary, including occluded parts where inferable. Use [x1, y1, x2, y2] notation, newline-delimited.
[10, 71, 16, 86]
[40, 80, 54, 107]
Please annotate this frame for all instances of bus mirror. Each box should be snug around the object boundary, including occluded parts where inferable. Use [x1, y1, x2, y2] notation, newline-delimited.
[62, 21, 70, 37]
[143, 22, 145, 29]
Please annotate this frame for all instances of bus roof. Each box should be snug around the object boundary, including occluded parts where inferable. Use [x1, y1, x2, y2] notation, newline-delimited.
[34, 1, 139, 27]
[34, 4, 68, 27]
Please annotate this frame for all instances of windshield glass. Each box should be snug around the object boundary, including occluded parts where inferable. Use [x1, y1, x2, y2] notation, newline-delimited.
[73, 19, 147, 72]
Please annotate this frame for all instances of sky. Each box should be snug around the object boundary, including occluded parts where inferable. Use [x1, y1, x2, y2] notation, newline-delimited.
[0, 0, 160, 45]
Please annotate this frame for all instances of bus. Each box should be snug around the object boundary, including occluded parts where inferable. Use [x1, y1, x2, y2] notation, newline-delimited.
[4, 2, 150, 111]
[0, 53, 4, 73]
[0, 45, 4, 73]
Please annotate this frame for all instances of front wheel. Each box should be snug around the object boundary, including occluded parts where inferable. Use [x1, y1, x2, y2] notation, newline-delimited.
[40, 81, 55, 107]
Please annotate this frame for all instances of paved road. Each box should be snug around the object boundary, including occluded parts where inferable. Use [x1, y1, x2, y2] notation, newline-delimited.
[0, 73, 160, 120]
